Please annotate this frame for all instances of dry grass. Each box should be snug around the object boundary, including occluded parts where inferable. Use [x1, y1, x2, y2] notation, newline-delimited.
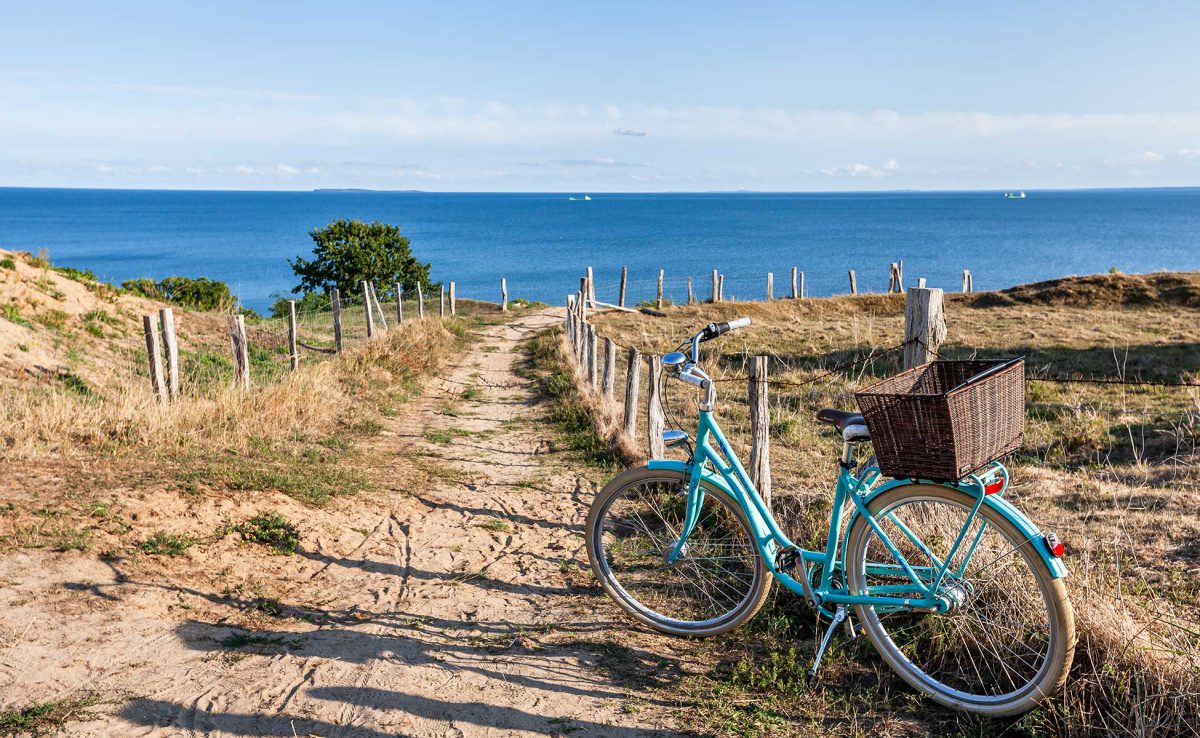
[582, 271, 1200, 737]
[0, 318, 459, 462]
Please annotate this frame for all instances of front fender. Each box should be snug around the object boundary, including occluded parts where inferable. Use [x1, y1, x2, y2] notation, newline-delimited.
[848, 478, 1069, 579]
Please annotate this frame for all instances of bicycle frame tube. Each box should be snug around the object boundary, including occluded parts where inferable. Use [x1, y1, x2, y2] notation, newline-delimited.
[651, 409, 1067, 617]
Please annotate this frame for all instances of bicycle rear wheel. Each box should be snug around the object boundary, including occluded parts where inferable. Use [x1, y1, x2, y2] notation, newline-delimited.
[585, 466, 771, 637]
[844, 484, 1075, 716]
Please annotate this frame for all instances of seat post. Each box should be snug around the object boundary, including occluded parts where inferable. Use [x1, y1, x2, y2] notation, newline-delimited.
[841, 440, 855, 466]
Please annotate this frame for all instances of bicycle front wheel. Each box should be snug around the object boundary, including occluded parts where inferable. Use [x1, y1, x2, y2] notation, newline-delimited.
[844, 484, 1075, 716]
[585, 466, 771, 637]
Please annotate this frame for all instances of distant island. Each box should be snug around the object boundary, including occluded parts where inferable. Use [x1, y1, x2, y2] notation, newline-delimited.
[312, 188, 427, 193]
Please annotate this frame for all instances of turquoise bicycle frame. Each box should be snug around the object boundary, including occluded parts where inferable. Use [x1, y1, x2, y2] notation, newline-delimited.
[650, 409, 1066, 617]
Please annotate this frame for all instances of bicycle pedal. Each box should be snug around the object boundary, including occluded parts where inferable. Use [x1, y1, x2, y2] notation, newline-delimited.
[774, 545, 799, 571]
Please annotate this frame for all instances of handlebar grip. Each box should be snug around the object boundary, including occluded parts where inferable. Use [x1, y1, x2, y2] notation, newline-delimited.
[701, 317, 753, 341]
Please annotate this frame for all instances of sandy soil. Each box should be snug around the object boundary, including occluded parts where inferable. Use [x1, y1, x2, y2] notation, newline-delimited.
[0, 310, 691, 737]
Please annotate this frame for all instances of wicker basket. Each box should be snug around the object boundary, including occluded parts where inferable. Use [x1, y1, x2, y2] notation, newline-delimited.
[854, 358, 1025, 482]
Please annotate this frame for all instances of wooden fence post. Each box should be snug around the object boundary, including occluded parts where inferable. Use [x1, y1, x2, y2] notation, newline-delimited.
[229, 314, 250, 389]
[791, 267, 798, 299]
[619, 266, 628, 308]
[395, 283, 404, 323]
[798, 271, 805, 299]
[587, 324, 598, 388]
[917, 277, 927, 288]
[718, 274, 725, 302]
[687, 276, 694, 305]
[449, 282, 456, 315]
[586, 266, 595, 306]
[142, 314, 167, 404]
[749, 356, 771, 505]
[888, 263, 897, 293]
[962, 269, 973, 293]
[848, 270, 858, 295]
[158, 307, 179, 400]
[903, 286, 947, 369]
[711, 269, 719, 303]
[331, 288, 343, 352]
[657, 269, 664, 309]
[370, 282, 387, 331]
[623, 347, 641, 442]
[601, 337, 616, 399]
[362, 281, 374, 338]
[565, 294, 576, 340]
[287, 300, 299, 371]
[647, 355, 666, 459]
[417, 286, 425, 318]
[439, 285, 445, 317]
[501, 278, 509, 311]
[767, 272, 774, 301]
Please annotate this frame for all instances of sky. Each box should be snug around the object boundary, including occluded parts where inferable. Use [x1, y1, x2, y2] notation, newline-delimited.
[2, 0, 1199, 192]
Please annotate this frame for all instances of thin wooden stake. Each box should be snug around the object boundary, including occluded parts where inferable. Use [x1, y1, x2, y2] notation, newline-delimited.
[623, 346, 641, 442]
[586, 266, 595, 306]
[647, 355, 665, 459]
[395, 283, 404, 323]
[142, 314, 167, 404]
[619, 266, 628, 308]
[587, 324, 598, 388]
[159, 307, 179, 400]
[370, 282, 387, 331]
[417, 286, 425, 318]
[718, 274, 725, 302]
[601, 337, 616, 399]
[766, 272, 774, 301]
[917, 277, 927, 288]
[657, 269, 664, 309]
[711, 269, 719, 303]
[362, 281, 374, 338]
[501, 277, 509, 311]
[749, 355, 771, 506]
[686, 276, 694, 305]
[229, 314, 250, 389]
[903, 286, 948, 369]
[449, 281, 457, 315]
[798, 271, 805, 298]
[331, 288, 343, 352]
[791, 267, 798, 299]
[439, 285, 445, 317]
[848, 270, 858, 295]
[287, 300, 299, 371]
[565, 294, 576, 340]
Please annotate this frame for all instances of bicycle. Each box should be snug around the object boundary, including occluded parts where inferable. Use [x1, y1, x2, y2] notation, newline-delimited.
[585, 318, 1076, 716]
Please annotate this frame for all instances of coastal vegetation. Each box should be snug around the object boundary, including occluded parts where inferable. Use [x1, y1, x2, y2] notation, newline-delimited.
[287, 219, 438, 304]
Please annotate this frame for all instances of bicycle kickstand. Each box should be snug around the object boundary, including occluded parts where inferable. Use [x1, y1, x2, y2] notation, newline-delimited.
[806, 605, 847, 682]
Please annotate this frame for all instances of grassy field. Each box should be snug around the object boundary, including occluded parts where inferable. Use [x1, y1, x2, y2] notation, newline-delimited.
[577, 271, 1200, 737]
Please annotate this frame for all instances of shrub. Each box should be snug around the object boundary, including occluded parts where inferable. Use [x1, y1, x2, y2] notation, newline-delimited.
[122, 275, 238, 311]
[268, 290, 329, 319]
[137, 531, 199, 556]
[289, 219, 437, 300]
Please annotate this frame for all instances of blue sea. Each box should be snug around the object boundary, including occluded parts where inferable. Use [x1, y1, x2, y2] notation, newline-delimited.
[1, 188, 1198, 312]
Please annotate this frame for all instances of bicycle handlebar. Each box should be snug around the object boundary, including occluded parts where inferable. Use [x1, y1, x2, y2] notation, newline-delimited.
[699, 316, 752, 342]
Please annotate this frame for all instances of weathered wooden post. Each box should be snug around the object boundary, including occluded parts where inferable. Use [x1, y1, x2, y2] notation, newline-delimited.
[142, 314, 167, 404]
[748, 356, 771, 505]
[417, 286, 425, 319]
[623, 347, 641, 442]
[888, 263, 897, 293]
[439, 285, 446, 317]
[657, 269, 664, 309]
[619, 266, 628, 308]
[449, 282, 457, 315]
[647, 355, 666, 459]
[601, 337, 616, 399]
[395, 283, 404, 323]
[687, 276, 694, 305]
[711, 269, 719, 303]
[791, 267, 799, 299]
[287, 300, 299, 371]
[718, 274, 725, 302]
[586, 266, 595, 306]
[229, 314, 250, 389]
[797, 271, 805, 299]
[767, 272, 774, 301]
[331, 288, 343, 352]
[565, 294, 576, 340]
[362, 281, 374, 338]
[849, 270, 858, 295]
[158, 307, 179, 400]
[501, 278, 509, 311]
[587, 324, 598, 388]
[903, 286, 948, 369]
[370, 282, 387, 331]
[962, 269, 973, 293]
[917, 277, 927, 288]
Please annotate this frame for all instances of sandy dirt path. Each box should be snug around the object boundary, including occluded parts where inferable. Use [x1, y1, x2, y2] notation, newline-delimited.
[0, 309, 690, 737]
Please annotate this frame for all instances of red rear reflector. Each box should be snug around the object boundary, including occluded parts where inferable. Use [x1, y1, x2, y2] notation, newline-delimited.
[1045, 533, 1065, 557]
[983, 481, 1004, 495]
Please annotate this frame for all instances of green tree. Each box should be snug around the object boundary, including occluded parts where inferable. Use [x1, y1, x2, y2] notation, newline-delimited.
[289, 219, 436, 300]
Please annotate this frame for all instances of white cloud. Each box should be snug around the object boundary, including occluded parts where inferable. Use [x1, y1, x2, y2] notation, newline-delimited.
[820, 162, 886, 178]
[884, 158, 899, 170]
[275, 163, 301, 175]
[1142, 150, 1165, 162]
